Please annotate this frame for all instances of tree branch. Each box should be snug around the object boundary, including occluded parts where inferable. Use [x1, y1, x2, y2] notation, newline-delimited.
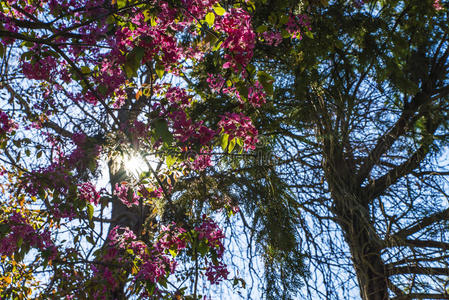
[393, 208, 449, 238]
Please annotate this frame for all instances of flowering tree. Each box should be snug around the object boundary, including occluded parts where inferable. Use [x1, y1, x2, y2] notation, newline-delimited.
[243, 0, 449, 299]
[0, 0, 311, 298]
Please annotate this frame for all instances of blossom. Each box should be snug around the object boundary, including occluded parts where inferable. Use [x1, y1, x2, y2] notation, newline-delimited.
[247, 81, 266, 107]
[108, 226, 137, 248]
[218, 113, 259, 151]
[22, 56, 58, 81]
[195, 216, 225, 258]
[78, 182, 101, 205]
[114, 183, 139, 208]
[157, 223, 187, 251]
[0, 213, 56, 259]
[0, 110, 17, 134]
[215, 8, 256, 71]
[434, 0, 443, 11]
[261, 31, 283, 46]
[207, 74, 225, 93]
[205, 262, 229, 284]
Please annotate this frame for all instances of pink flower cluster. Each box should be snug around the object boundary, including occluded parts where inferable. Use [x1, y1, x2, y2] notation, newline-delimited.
[0, 213, 57, 259]
[286, 14, 311, 39]
[0, 12, 18, 45]
[207, 74, 225, 93]
[22, 56, 58, 81]
[114, 183, 140, 208]
[195, 216, 225, 258]
[180, 0, 219, 21]
[434, 0, 443, 11]
[166, 87, 193, 108]
[139, 185, 163, 200]
[195, 216, 229, 284]
[218, 113, 259, 151]
[246, 81, 266, 107]
[0, 110, 17, 135]
[215, 8, 256, 71]
[90, 246, 122, 298]
[205, 262, 229, 284]
[108, 225, 177, 285]
[25, 161, 72, 196]
[156, 223, 187, 251]
[108, 226, 137, 249]
[169, 110, 216, 145]
[207, 74, 266, 107]
[78, 182, 101, 205]
[191, 150, 213, 171]
[262, 31, 283, 46]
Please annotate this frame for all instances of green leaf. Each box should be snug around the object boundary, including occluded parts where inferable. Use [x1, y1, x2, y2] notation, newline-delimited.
[304, 30, 314, 39]
[279, 15, 289, 25]
[236, 137, 243, 147]
[213, 5, 226, 16]
[221, 133, 229, 152]
[150, 16, 157, 27]
[198, 241, 209, 257]
[155, 61, 164, 79]
[17, 237, 24, 248]
[0, 224, 10, 235]
[228, 138, 236, 153]
[281, 29, 290, 38]
[125, 47, 145, 78]
[154, 119, 173, 145]
[87, 204, 94, 222]
[205, 12, 215, 26]
[257, 71, 274, 96]
[86, 235, 95, 245]
[143, 10, 151, 22]
[256, 25, 268, 33]
[246, 64, 256, 76]
[117, 0, 126, 9]
[169, 249, 177, 257]
[236, 83, 249, 101]
[159, 277, 168, 288]
[81, 66, 90, 74]
[213, 40, 223, 51]
[166, 155, 177, 167]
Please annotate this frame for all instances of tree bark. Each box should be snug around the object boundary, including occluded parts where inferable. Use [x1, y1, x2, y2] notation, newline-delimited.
[333, 195, 389, 300]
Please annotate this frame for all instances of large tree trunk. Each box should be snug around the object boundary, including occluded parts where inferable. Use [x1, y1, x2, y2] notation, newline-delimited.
[108, 161, 143, 232]
[333, 194, 389, 300]
[107, 158, 147, 299]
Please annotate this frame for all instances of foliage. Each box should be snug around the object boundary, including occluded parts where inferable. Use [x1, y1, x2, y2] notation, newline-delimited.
[0, 0, 307, 298]
[2, 0, 448, 299]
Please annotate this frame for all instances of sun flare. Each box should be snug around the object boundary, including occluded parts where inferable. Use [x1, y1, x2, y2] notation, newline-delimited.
[124, 154, 150, 178]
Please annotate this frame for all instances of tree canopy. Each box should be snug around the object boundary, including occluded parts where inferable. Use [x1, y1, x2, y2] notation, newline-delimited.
[1, 0, 448, 299]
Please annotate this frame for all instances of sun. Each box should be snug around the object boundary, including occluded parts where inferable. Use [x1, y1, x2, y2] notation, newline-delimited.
[124, 153, 150, 179]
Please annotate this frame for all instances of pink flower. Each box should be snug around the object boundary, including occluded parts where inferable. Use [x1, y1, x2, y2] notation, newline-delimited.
[0, 213, 57, 258]
[205, 262, 229, 284]
[218, 113, 259, 151]
[78, 182, 101, 205]
[0, 110, 17, 134]
[262, 31, 283, 46]
[22, 56, 58, 81]
[247, 81, 266, 107]
[195, 216, 225, 258]
[108, 226, 137, 248]
[207, 74, 225, 93]
[114, 183, 139, 207]
[215, 8, 256, 71]
[157, 223, 187, 251]
[434, 0, 443, 11]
